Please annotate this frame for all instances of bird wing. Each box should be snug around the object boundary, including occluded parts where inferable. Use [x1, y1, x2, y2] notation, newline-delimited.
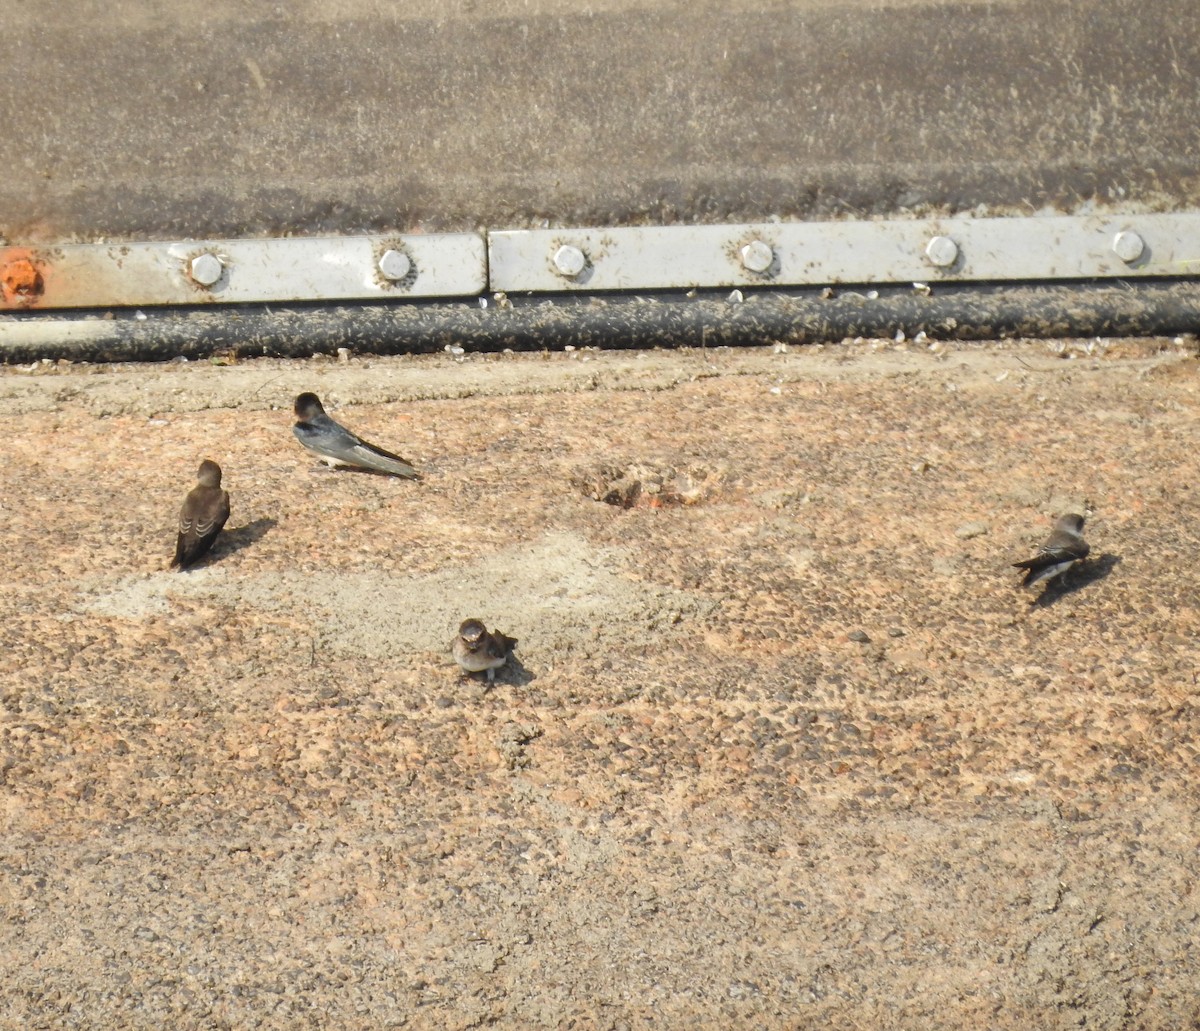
[295, 417, 419, 478]
[1043, 528, 1089, 561]
[173, 488, 230, 568]
[1012, 529, 1088, 586]
[486, 632, 518, 660]
[1013, 528, 1089, 570]
[342, 438, 420, 478]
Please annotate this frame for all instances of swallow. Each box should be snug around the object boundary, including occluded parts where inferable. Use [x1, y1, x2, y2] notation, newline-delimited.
[452, 619, 518, 685]
[292, 392, 420, 478]
[1013, 513, 1089, 588]
[171, 459, 231, 570]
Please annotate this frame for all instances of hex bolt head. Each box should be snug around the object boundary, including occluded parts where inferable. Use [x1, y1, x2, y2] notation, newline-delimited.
[378, 248, 412, 282]
[925, 235, 959, 268]
[739, 239, 775, 274]
[189, 253, 224, 287]
[552, 244, 587, 279]
[1112, 230, 1145, 264]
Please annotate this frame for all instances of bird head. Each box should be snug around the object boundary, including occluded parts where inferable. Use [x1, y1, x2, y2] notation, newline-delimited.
[1058, 512, 1086, 534]
[197, 460, 223, 487]
[458, 619, 487, 644]
[294, 392, 326, 419]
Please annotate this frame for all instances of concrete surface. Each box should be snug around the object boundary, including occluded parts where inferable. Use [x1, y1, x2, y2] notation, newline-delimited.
[3, 0, 1198, 240]
[0, 337, 1198, 1028]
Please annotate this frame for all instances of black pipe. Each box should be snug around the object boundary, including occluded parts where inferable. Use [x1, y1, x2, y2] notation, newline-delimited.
[2, 281, 1198, 364]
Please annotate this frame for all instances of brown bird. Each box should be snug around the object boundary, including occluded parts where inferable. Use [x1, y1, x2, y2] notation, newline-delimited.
[451, 619, 518, 685]
[292, 392, 420, 478]
[1013, 512, 1089, 589]
[171, 459, 231, 570]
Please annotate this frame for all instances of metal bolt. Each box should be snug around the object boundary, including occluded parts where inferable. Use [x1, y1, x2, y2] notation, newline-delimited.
[378, 248, 412, 281]
[1112, 230, 1145, 264]
[925, 236, 959, 268]
[189, 253, 224, 287]
[739, 239, 775, 274]
[553, 245, 587, 279]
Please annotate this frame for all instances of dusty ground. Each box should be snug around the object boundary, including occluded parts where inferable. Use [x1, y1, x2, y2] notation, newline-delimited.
[0, 337, 1198, 1029]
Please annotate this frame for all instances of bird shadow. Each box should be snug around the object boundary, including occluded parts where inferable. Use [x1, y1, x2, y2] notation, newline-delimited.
[310, 465, 422, 480]
[1029, 553, 1121, 608]
[502, 653, 537, 687]
[215, 517, 278, 559]
[458, 657, 535, 696]
[463, 654, 536, 690]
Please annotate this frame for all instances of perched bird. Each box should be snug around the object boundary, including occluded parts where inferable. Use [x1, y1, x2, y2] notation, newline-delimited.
[292, 392, 420, 478]
[1013, 513, 1090, 588]
[171, 459, 231, 570]
[452, 619, 518, 685]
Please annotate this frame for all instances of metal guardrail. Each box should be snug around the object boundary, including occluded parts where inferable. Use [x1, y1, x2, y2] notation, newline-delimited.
[0, 235, 486, 309]
[2, 214, 1199, 311]
[489, 215, 1200, 292]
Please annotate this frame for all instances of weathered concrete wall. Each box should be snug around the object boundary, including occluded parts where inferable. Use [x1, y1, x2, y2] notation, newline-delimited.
[2, 0, 1197, 241]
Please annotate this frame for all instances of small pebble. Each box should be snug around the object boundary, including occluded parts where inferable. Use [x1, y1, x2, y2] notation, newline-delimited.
[848, 629, 871, 643]
[955, 521, 989, 540]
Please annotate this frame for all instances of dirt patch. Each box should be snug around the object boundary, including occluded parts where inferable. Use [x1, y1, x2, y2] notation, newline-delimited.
[81, 532, 709, 663]
[572, 459, 723, 508]
[1, 337, 1199, 1029]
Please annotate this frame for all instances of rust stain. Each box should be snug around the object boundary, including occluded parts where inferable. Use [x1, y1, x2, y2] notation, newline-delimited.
[1, 251, 46, 308]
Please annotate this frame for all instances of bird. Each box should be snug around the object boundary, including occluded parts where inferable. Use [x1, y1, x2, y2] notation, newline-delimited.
[292, 392, 420, 478]
[452, 619, 518, 685]
[171, 459, 231, 570]
[1013, 513, 1090, 589]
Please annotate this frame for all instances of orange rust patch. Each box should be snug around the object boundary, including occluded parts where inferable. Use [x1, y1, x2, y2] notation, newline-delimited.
[1, 253, 45, 307]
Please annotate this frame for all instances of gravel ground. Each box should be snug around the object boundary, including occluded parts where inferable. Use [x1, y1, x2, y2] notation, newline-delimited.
[1, 337, 1198, 1029]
